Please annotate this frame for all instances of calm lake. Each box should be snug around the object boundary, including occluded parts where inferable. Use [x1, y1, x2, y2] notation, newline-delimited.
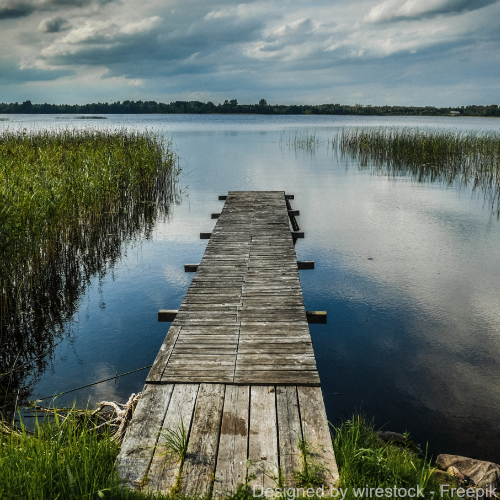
[3, 113, 500, 463]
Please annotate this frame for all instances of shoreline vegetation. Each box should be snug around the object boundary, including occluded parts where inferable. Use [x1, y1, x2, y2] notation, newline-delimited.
[335, 128, 500, 216]
[0, 128, 179, 421]
[1, 408, 457, 500]
[0, 99, 499, 117]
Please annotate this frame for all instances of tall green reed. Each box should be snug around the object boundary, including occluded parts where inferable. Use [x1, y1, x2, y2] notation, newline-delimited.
[336, 127, 500, 216]
[0, 128, 180, 420]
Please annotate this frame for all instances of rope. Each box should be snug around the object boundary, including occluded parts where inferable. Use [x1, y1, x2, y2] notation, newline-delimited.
[38, 364, 153, 401]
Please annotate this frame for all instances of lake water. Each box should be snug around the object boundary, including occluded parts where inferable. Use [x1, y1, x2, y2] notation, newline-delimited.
[3, 114, 500, 463]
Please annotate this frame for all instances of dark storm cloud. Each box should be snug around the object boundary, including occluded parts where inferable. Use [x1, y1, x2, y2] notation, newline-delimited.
[0, 3, 35, 19]
[365, 0, 500, 23]
[0, 0, 115, 21]
[0, 59, 73, 83]
[39, 17, 70, 32]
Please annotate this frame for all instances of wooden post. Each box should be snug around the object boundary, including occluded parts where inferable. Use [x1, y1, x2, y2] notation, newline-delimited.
[306, 311, 327, 324]
[219, 195, 227, 200]
[297, 261, 314, 270]
[184, 264, 199, 272]
[211, 213, 221, 219]
[158, 310, 178, 322]
[200, 232, 212, 239]
[291, 231, 304, 239]
[288, 209, 300, 217]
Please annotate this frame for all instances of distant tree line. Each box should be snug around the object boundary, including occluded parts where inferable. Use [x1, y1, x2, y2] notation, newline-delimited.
[1, 99, 499, 116]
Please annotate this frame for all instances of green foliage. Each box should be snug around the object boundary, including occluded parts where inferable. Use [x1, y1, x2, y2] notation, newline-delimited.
[294, 437, 327, 488]
[0, 410, 179, 499]
[332, 415, 449, 499]
[337, 127, 500, 216]
[160, 418, 189, 466]
[1, 99, 499, 116]
[0, 128, 178, 418]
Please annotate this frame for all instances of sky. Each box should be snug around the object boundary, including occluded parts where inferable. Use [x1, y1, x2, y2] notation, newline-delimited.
[0, 0, 499, 106]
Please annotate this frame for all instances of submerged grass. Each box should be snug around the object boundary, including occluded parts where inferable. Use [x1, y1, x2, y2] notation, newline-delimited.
[336, 127, 500, 215]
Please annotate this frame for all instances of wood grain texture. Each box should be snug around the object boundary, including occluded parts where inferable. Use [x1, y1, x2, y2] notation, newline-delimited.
[116, 384, 174, 490]
[213, 385, 250, 499]
[277, 386, 303, 486]
[153, 191, 320, 385]
[145, 384, 199, 494]
[180, 383, 226, 497]
[247, 385, 279, 491]
[297, 386, 339, 487]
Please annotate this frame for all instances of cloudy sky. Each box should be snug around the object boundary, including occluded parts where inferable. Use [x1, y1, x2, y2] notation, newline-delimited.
[1, 0, 499, 106]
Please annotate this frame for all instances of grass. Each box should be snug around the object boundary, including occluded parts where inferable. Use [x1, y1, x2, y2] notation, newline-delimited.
[0, 127, 179, 419]
[332, 414, 451, 499]
[1, 411, 461, 499]
[0, 408, 172, 500]
[335, 127, 500, 215]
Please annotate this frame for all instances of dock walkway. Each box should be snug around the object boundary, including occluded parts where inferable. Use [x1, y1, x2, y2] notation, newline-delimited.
[116, 191, 338, 497]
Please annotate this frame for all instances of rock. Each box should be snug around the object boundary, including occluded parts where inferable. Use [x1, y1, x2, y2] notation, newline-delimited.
[377, 431, 406, 443]
[436, 454, 500, 489]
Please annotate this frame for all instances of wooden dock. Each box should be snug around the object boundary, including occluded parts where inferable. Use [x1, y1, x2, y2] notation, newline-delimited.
[116, 191, 338, 497]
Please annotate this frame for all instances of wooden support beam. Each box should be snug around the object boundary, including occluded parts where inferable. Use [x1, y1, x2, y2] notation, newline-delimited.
[306, 311, 327, 324]
[200, 232, 212, 239]
[288, 209, 300, 217]
[291, 231, 304, 239]
[297, 261, 314, 270]
[184, 264, 199, 272]
[158, 309, 178, 322]
[285, 194, 294, 200]
[219, 195, 227, 200]
[211, 213, 221, 219]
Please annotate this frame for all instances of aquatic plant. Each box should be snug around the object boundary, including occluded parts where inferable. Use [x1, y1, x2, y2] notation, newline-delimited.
[336, 127, 500, 215]
[0, 128, 180, 420]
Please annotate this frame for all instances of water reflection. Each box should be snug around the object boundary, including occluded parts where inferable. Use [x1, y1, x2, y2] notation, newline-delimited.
[0, 167, 181, 420]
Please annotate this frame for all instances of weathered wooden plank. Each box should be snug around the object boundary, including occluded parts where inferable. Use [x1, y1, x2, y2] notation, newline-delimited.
[276, 386, 303, 486]
[146, 384, 199, 494]
[213, 385, 250, 499]
[297, 387, 339, 487]
[116, 384, 175, 490]
[180, 384, 226, 497]
[247, 386, 279, 492]
[147, 326, 181, 382]
[235, 372, 320, 385]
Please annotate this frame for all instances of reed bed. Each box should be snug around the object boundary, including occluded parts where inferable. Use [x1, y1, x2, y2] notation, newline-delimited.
[336, 128, 500, 215]
[280, 130, 323, 153]
[0, 128, 180, 420]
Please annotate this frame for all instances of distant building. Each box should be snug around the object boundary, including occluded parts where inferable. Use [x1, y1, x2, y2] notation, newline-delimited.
[450, 110, 460, 115]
